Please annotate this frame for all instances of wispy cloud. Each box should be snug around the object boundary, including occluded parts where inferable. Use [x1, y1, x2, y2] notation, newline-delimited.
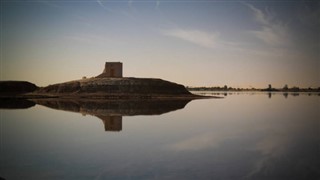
[97, 0, 114, 12]
[247, 4, 290, 47]
[156, 0, 161, 10]
[247, 4, 272, 26]
[97, 0, 106, 9]
[252, 25, 288, 46]
[168, 132, 224, 151]
[162, 29, 220, 49]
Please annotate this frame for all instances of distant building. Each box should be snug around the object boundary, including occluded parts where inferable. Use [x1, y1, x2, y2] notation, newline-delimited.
[96, 62, 123, 78]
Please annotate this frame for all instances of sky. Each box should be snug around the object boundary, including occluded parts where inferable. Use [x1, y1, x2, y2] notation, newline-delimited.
[1, 0, 319, 88]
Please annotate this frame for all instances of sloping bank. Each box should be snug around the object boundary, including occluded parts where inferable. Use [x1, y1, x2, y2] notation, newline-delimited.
[32, 77, 213, 99]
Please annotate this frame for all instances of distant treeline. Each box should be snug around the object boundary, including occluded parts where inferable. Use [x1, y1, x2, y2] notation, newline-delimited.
[186, 85, 320, 92]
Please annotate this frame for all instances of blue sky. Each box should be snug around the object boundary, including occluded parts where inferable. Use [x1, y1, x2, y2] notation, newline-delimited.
[1, 0, 319, 88]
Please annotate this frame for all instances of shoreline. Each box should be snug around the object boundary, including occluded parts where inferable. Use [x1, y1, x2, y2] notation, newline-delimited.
[0, 93, 220, 100]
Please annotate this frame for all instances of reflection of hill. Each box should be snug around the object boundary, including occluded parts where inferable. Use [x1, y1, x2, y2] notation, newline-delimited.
[0, 99, 35, 109]
[33, 99, 191, 116]
[33, 99, 192, 132]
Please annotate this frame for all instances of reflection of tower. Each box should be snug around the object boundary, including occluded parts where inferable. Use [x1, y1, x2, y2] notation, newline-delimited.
[97, 115, 122, 131]
[35, 99, 192, 132]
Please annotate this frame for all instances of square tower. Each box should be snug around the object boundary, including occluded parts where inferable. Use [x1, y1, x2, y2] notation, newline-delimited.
[97, 62, 123, 78]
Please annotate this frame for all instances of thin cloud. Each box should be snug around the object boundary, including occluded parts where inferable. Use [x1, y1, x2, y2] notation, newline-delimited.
[97, 0, 105, 8]
[97, 0, 114, 12]
[162, 29, 220, 49]
[168, 132, 224, 151]
[247, 4, 290, 47]
[252, 25, 288, 47]
[247, 4, 270, 26]
[156, 0, 161, 10]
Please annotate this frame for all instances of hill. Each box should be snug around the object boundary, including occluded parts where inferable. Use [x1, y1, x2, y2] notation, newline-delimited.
[33, 77, 203, 99]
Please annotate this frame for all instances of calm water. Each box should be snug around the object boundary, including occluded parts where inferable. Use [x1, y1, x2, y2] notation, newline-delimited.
[1, 92, 319, 180]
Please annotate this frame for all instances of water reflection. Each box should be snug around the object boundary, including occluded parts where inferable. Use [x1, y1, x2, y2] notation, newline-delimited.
[1, 93, 319, 179]
[0, 99, 35, 109]
[32, 99, 191, 131]
[98, 115, 122, 131]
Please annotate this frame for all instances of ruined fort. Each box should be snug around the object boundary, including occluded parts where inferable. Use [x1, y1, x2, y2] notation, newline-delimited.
[1, 61, 209, 99]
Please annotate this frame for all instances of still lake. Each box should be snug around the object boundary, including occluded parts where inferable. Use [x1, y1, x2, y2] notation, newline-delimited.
[1, 92, 319, 180]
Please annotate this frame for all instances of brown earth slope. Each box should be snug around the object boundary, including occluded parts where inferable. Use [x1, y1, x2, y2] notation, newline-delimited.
[34, 77, 199, 99]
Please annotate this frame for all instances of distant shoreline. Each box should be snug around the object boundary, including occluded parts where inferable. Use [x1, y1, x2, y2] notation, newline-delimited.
[187, 86, 320, 93]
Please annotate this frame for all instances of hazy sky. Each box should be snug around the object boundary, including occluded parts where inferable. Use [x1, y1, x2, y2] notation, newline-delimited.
[1, 0, 319, 88]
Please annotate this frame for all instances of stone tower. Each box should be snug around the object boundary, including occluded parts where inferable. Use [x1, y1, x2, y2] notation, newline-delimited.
[96, 62, 123, 78]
